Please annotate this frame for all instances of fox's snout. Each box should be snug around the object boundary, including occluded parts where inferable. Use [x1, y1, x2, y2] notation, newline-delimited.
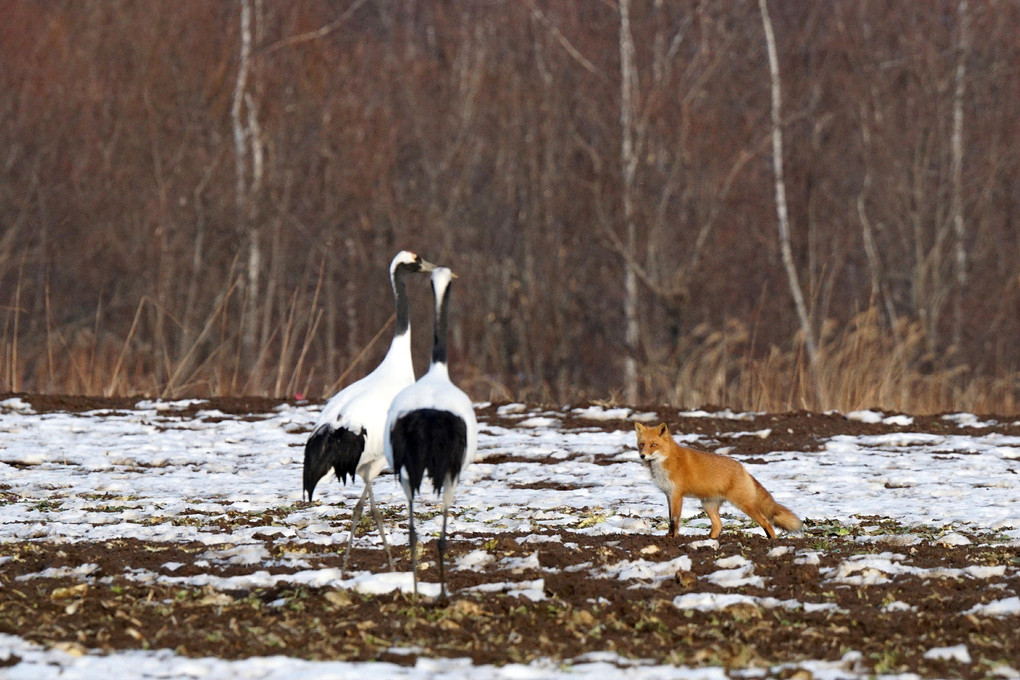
[637, 447, 659, 466]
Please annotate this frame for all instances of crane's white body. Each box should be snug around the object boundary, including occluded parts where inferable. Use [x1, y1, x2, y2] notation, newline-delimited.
[313, 330, 413, 482]
[384, 267, 476, 598]
[385, 363, 476, 487]
[302, 250, 436, 574]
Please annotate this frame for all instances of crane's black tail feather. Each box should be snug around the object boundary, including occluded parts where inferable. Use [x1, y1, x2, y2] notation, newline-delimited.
[303, 425, 365, 501]
[389, 409, 467, 497]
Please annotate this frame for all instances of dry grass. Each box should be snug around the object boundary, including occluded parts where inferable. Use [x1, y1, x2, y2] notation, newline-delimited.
[0, 271, 327, 401]
[647, 307, 1017, 415]
[3, 300, 1017, 414]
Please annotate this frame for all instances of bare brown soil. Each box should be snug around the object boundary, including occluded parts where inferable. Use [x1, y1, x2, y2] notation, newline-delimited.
[1, 395, 1018, 678]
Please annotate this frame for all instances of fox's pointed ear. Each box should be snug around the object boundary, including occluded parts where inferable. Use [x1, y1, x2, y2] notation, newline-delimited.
[635, 422, 644, 434]
[657, 423, 669, 437]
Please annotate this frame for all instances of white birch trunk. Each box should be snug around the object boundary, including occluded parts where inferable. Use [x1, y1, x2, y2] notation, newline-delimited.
[619, 0, 640, 404]
[950, 0, 970, 348]
[759, 0, 822, 404]
[232, 0, 264, 374]
[232, 0, 252, 218]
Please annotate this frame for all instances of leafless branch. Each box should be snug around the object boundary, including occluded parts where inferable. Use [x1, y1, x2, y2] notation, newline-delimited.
[258, 0, 371, 56]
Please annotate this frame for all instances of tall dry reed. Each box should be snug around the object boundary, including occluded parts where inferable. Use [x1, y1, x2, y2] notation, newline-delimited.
[644, 307, 1017, 414]
[2, 300, 1017, 414]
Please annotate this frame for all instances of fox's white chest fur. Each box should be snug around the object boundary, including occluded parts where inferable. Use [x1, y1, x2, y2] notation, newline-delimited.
[646, 452, 675, 496]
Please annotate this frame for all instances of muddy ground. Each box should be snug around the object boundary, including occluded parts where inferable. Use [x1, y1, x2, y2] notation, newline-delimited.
[1, 395, 1018, 678]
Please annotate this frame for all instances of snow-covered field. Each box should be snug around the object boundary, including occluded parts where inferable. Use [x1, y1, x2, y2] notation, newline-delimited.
[1, 396, 1018, 679]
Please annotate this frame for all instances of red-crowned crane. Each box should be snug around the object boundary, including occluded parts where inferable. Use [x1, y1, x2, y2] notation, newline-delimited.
[385, 267, 477, 600]
[303, 250, 436, 573]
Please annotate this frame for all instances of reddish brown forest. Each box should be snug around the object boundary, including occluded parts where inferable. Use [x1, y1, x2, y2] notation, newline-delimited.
[1, 1, 1017, 412]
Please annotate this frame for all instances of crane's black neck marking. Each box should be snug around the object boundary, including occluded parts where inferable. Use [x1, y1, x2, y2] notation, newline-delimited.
[431, 276, 452, 366]
[392, 263, 413, 338]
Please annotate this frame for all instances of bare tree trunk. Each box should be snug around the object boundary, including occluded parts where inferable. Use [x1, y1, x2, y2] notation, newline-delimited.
[758, 0, 822, 405]
[232, 0, 252, 222]
[232, 0, 254, 356]
[232, 0, 265, 387]
[950, 0, 970, 348]
[180, 162, 214, 368]
[343, 237, 359, 374]
[857, 104, 898, 330]
[142, 86, 172, 386]
[619, 0, 640, 404]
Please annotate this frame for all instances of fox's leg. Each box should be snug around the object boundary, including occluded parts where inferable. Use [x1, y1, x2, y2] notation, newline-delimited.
[702, 500, 723, 538]
[669, 492, 683, 538]
[739, 505, 777, 539]
[755, 513, 777, 539]
[665, 494, 678, 537]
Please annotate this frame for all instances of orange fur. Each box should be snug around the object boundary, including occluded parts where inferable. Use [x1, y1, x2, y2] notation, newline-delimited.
[635, 422, 802, 539]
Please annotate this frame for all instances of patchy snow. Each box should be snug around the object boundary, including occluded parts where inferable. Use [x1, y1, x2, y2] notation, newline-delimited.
[0, 633, 725, 680]
[923, 644, 971, 664]
[596, 555, 693, 584]
[0, 397, 33, 414]
[672, 592, 843, 615]
[966, 596, 1020, 618]
[942, 413, 997, 428]
[1, 399, 1019, 679]
[935, 531, 972, 546]
[677, 408, 759, 421]
[824, 552, 1007, 586]
[571, 405, 634, 421]
[845, 410, 914, 426]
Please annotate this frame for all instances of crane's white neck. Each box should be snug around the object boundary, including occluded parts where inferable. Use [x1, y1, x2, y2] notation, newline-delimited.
[429, 268, 454, 367]
[380, 326, 414, 376]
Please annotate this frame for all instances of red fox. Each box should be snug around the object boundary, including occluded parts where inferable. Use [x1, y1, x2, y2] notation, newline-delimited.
[635, 422, 802, 539]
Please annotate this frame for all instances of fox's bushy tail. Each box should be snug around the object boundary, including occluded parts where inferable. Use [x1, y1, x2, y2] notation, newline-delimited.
[753, 478, 803, 533]
[771, 502, 802, 532]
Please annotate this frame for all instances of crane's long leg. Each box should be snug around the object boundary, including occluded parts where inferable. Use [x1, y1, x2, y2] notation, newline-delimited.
[341, 485, 369, 575]
[408, 496, 418, 599]
[366, 483, 395, 570]
[438, 506, 449, 602]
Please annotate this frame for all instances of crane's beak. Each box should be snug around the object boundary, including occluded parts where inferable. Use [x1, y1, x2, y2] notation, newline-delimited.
[418, 257, 438, 273]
